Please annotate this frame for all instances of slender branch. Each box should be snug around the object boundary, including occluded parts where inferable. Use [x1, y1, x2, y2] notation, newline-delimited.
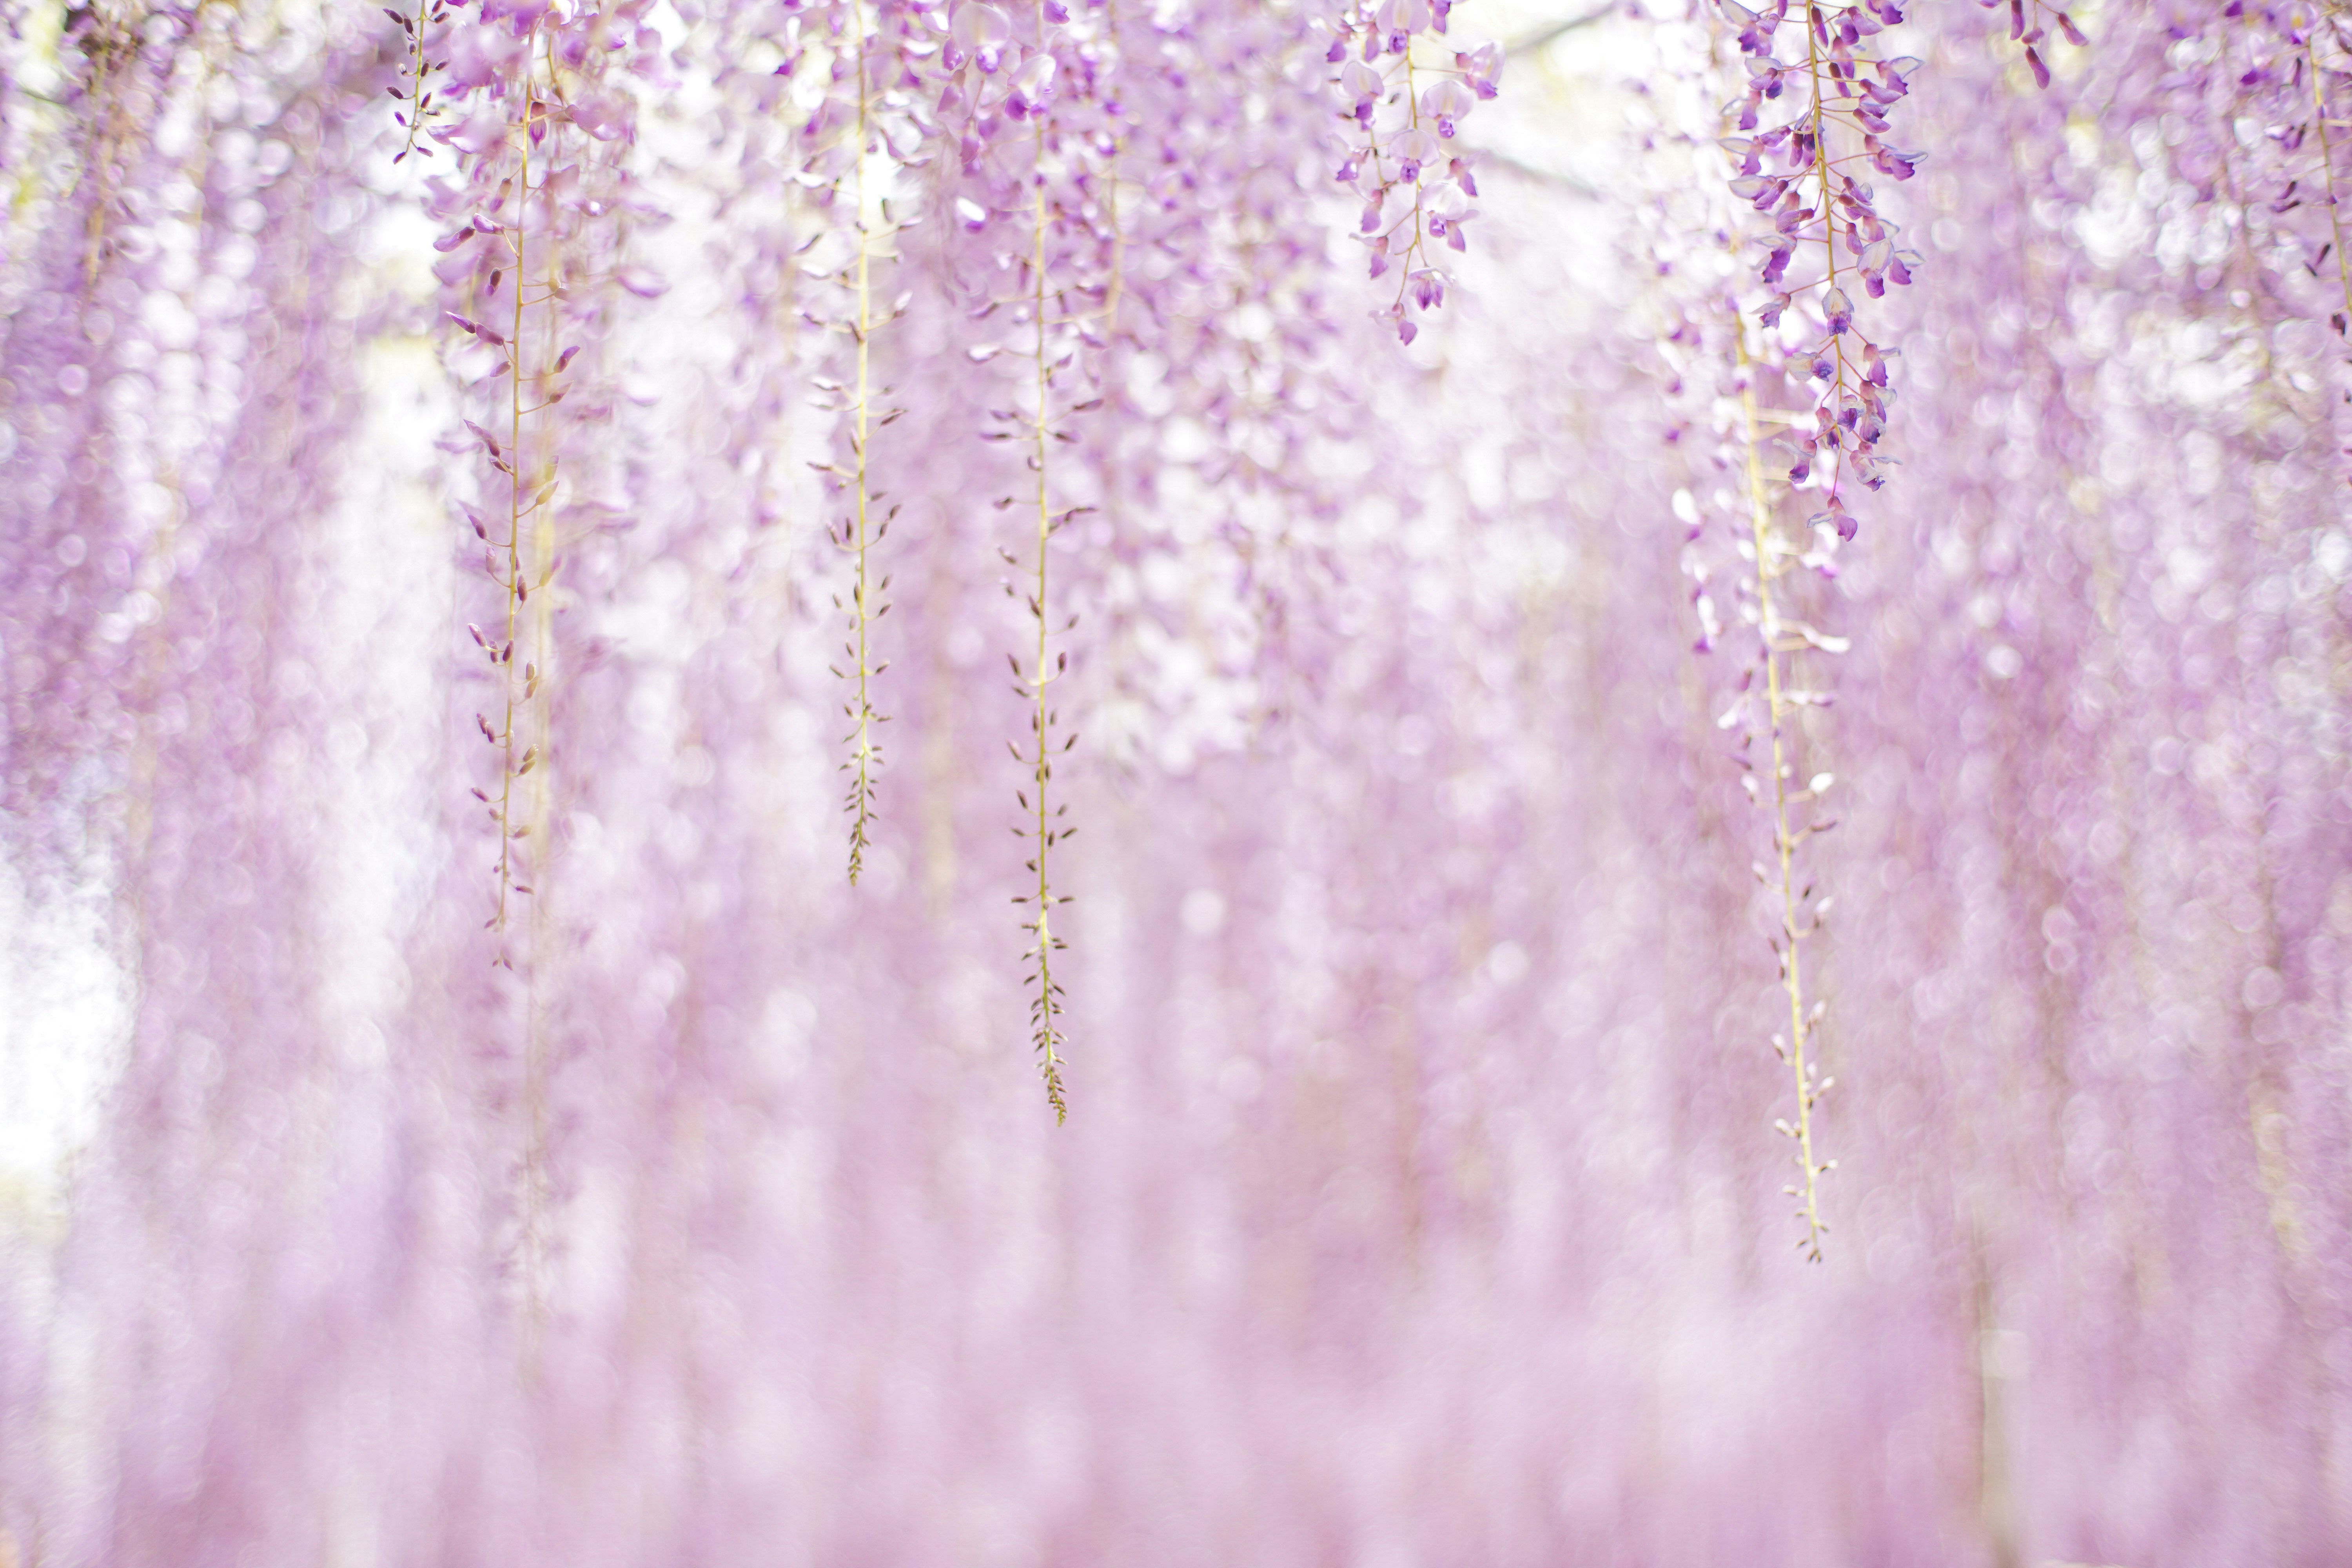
[1738, 335, 1828, 1262]
[492, 55, 537, 945]
[845, 0, 885, 883]
[2309, 34, 2352, 328]
[1027, 0, 1069, 1121]
[1802, 2, 1852, 509]
[393, 0, 441, 164]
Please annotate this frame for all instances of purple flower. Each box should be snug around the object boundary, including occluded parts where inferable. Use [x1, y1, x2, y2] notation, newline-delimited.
[1459, 41, 1503, 98]
[1821, 286, 1853, 334]
[953, 3, 1011, 72]
[1419, 78, 1475, 137]
[1008, 52, 1056, 116]
[1391, 127, 1439, 183]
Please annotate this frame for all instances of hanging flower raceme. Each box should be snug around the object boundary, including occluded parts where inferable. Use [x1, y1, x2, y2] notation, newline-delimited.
[1715, 0, 1923, 528]
[795, 0, 941, 883]
[12, 0, 2352, 1550]
[408, 0, 653, 960]
[1642, 3, 1860, 1257]
[939, 0, 1127, 1118]
[387, 0, 454, 163]
[1323, 0, 1499, 343]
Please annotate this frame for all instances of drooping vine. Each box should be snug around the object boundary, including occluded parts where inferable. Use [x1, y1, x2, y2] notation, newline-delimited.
[814, 0, 919, 884]
[5, 5, 2350, 1561]
[446, 19, 561, 962]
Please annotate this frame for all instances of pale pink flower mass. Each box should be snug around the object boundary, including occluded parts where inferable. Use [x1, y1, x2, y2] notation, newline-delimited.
[0, 0, 2348, 1561]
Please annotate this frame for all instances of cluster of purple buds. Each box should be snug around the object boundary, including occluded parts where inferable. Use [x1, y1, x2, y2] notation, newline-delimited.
[385, 0, 453, 164]
[1717, 0, 1932, 516]
[1325, 4, 1498, 343]
[942, 2, 1065, 167]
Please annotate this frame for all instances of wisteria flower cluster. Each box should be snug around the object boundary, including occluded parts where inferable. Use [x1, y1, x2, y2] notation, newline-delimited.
[1716, 0, 1926, 528]
[5, 0, 2352, 1560]
[1326, 0, 1499, 340]
[425, 0, 648, 963]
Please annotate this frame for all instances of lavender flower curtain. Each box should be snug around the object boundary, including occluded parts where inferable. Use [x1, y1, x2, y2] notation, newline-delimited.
[1, 0, 2347, 1560]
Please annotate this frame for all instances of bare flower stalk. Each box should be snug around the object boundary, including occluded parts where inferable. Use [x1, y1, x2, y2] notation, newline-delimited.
[493, 68, 541, 952]
[836, 0, 896, 884]
[958, 0, 1112, 1117]
[460, 29, 575, 1341]
[1021, 102, 1071, 1122]
[2308, 26, 2352, 330]
[387, 0, 446, 167]
[1737, 336, 1835, 1261]
[496, 96, 532, 937]
[962, 0, 1120, 1118]
[450, 27, 568, 964]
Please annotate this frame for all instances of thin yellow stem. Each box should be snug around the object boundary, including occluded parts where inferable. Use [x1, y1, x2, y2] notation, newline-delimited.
[493, 53, 537, 941]
[848, 0, 880, 882]
[1802, 1, 1853, 468]
[2310, 35, 2352, 327]
[1388, 45, 1429, 316]
[399, 0, 433, 162]
[1738, 337, 1826, 1261]
[1030, 0, 1067, 1120]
